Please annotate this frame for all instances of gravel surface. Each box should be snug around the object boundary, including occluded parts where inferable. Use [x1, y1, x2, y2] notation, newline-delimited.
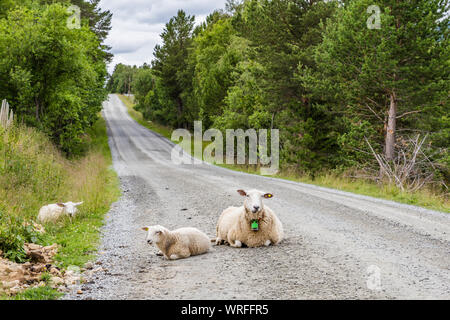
[63, 94, 450, 300]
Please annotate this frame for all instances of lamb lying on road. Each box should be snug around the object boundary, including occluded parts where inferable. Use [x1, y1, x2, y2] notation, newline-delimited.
[142, 225, 211, 260]
[216, 189, 283, 248]
[38, 202, 83, 223]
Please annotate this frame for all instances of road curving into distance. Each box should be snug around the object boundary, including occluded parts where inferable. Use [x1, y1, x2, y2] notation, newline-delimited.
[64, 94, 450, 300]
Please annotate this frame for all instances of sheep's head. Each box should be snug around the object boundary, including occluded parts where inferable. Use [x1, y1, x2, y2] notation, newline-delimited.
[57, 202, 83, 217]
[142, 225, 168, 245]
[237, 189, 273, 220]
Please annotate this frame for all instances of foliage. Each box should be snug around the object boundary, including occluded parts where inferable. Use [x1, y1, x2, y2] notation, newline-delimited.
[0, 214, 28, 263]
[152, 10, 196, 128]
[190, 15, 238, 128]
[0, 2, 109, 155]
[301, 0, 449, 183]
[107, 63, 138, 94]
[108, 0, 448, 191]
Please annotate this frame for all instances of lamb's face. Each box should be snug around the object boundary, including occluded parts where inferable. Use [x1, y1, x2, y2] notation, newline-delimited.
[58, 202, 83, 217]
[142, 225, 166, 245]
[237, 189, 273, 220]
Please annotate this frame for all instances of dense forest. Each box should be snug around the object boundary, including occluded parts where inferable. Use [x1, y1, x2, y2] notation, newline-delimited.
[109, 0, 449, 192]
[0, 0, 112, 154]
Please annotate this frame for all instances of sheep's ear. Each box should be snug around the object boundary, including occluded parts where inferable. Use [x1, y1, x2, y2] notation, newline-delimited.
[237, 190, 247, 196]
[75, 202, 83, 206]
[263, 193, 274, 199]
[57, 203, 66, 207]
[142, 227, 149, 231]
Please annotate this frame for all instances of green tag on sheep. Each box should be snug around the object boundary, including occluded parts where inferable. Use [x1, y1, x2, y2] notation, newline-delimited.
[251, 220, 259, 231]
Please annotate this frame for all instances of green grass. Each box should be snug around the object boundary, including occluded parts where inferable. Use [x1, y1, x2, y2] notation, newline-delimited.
[1, 285, 63, 300]
[280, 173, 448, 212]
[118, 94, 449, 213]
[38, 117, 121, 269]
[0, 115, 120, 299]
[118, 95, 173, 140]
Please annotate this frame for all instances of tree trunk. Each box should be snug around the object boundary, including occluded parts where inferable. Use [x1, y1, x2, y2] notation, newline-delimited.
[385, 91, 397, 161]
[176, 97, 184, 128]
[35, 97, 40, 122]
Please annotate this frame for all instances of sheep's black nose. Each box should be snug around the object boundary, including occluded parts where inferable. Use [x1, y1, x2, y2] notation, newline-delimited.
[147, 240, 152, 244]
[253, 206, 260, 211]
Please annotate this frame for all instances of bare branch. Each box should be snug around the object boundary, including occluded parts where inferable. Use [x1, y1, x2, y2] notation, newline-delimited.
[364, 103, 384, 122]
[364, 135, 442, 192]
[396, 110, 422, 119]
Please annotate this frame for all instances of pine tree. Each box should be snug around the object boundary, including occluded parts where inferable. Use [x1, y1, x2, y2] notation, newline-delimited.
[152, 10, 195, 128]
[303, 0, 449, 163]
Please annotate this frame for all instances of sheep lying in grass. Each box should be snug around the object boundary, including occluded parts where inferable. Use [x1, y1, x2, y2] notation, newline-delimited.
[216, 189, 283, 248]
[37, 202, 83, 223]
[142, 225, 211, 260]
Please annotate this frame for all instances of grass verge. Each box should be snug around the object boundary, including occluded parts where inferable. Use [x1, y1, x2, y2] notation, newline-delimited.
[118, 94, 448, 213]
[118, 94, 173, 139]
[0, 115, 120, 299]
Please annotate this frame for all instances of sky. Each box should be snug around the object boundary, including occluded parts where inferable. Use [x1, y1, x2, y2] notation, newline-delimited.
[99, 0, 228, 74]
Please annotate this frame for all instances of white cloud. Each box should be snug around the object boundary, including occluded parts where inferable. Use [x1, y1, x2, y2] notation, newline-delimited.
[99, 0, 228, 73]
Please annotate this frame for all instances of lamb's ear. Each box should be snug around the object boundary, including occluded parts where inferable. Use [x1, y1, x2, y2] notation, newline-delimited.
[75, 202, 83, 206]
[263, 193, 274, 199]
[142, 227, 149, 232]
[237, 190, 247, 196]
[57, 203, 66, 207]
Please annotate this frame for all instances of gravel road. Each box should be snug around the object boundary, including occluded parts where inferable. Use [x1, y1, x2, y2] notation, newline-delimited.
[64, 94, 450, 300]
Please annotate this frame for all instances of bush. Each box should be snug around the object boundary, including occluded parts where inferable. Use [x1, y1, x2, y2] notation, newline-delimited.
[0, 4, 108, 155]
[0, 209, 42, 263]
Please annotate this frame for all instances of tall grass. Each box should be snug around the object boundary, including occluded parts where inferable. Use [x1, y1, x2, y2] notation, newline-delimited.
[0, 125, 66, 221]
[0, 115, 120, 277]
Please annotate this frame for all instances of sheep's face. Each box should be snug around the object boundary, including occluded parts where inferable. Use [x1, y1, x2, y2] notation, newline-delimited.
[142, 225, 167, 245]
[58, 202, 83, 217]
[237, 189, 273, 220]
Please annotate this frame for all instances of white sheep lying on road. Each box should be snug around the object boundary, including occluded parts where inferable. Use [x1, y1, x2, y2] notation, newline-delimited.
[142, 225, 211, 260]
[37, 202, 83, 223]
[216, 189, 283, 248]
